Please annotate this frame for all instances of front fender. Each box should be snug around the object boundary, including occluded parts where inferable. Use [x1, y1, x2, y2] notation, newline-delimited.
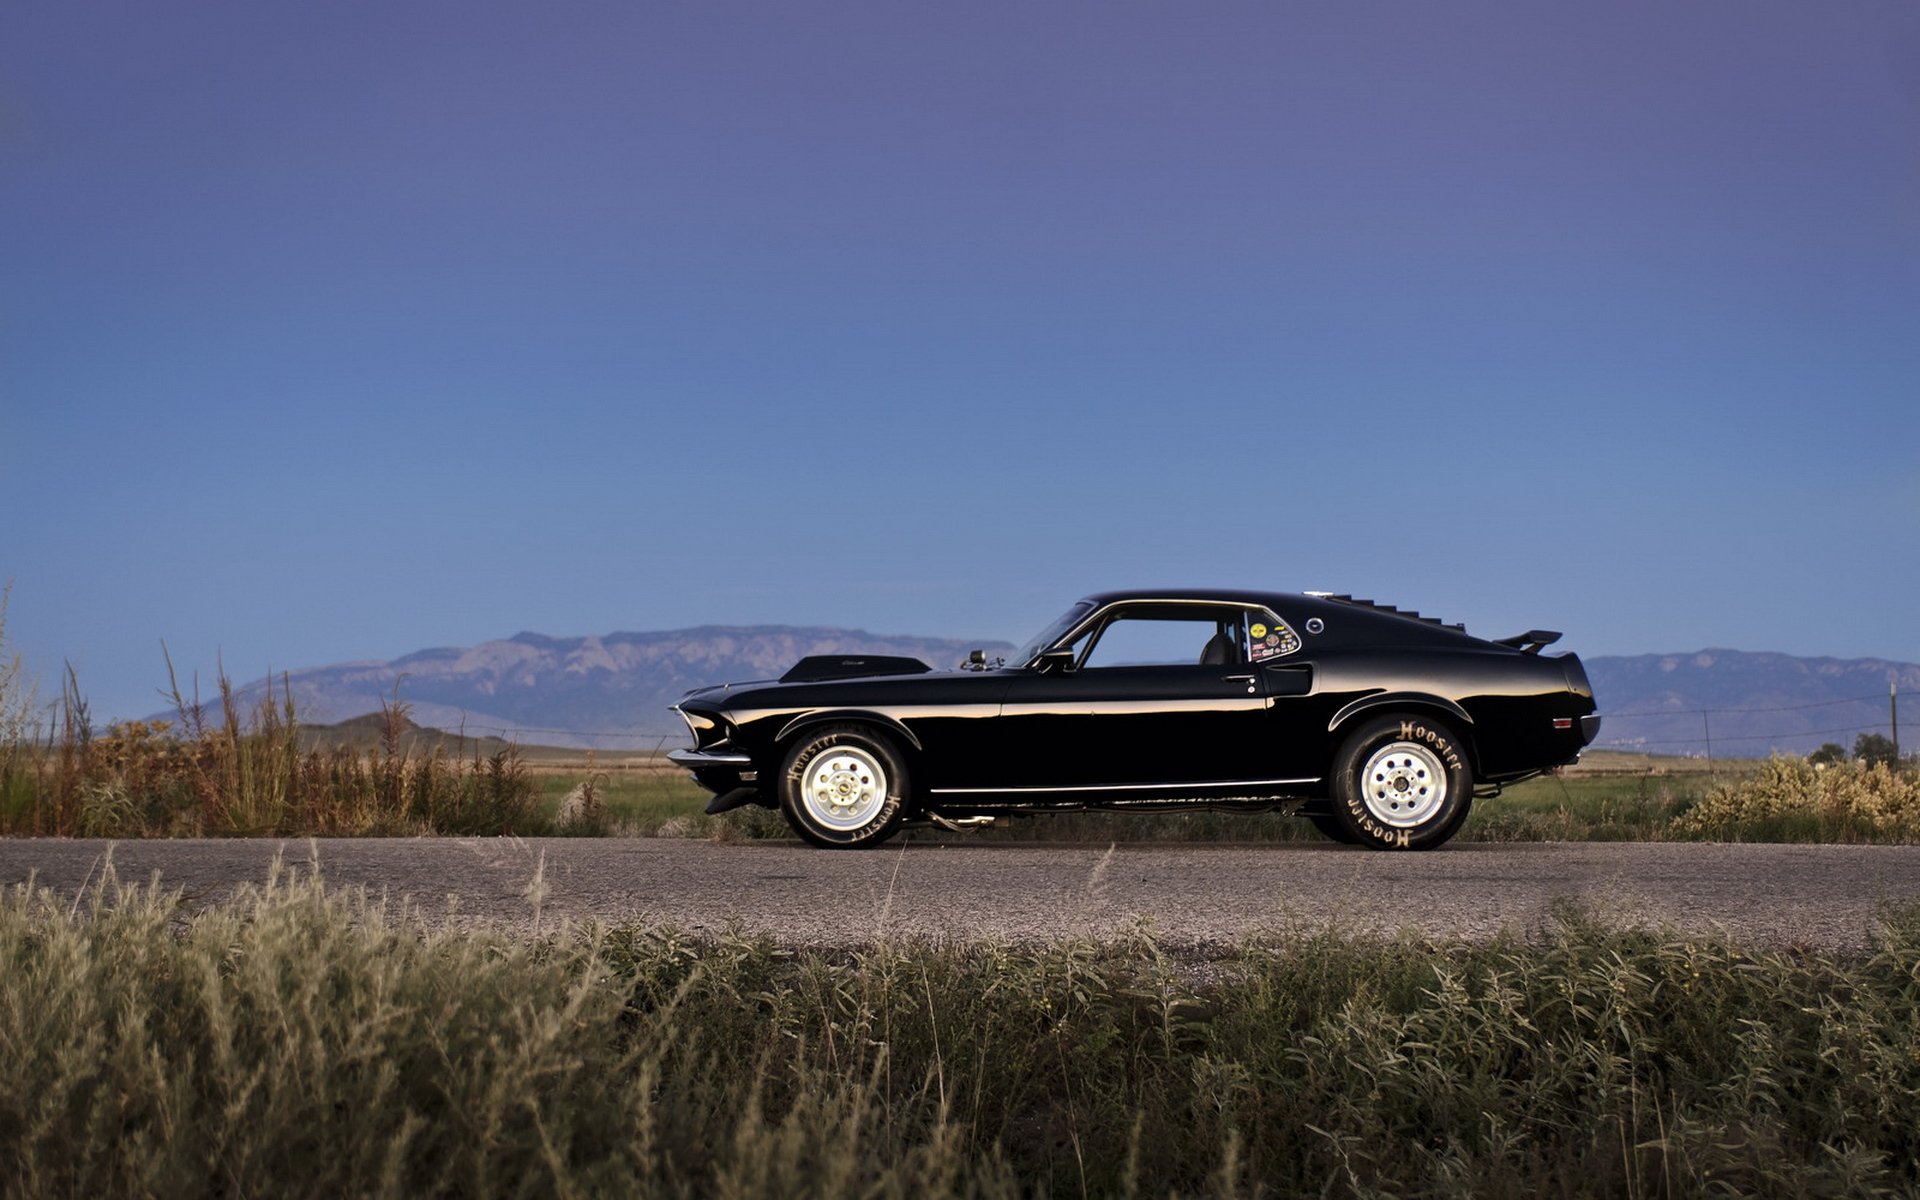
[773, 710, 926, 755]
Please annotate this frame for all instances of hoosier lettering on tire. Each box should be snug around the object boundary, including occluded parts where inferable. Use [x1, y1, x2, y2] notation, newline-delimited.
[777, 724, 911, 848]
[1331, 714, 1474, 850]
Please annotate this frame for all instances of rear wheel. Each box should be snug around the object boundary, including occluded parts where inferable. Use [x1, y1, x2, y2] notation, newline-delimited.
[1330, 714, 1473, 850]
[777, 724, 910, 848]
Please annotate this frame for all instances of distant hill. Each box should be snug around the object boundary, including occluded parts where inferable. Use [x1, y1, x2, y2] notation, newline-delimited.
[203, 627, 1017, 749]
[1584, 650, 1914, 758]
[202, 630, 1913, 759]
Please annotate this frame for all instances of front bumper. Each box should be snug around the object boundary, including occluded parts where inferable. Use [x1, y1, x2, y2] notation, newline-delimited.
[667, 747, 753, 769]
[666, 746, 764, 814]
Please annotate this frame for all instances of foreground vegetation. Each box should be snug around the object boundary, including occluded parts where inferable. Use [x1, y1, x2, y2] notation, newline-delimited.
[5, 868, 1919, 1198]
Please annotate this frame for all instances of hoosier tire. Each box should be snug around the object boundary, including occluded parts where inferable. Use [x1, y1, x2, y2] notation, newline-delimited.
[777, 724, 911, 848]
[1330, 714, 1473, 851]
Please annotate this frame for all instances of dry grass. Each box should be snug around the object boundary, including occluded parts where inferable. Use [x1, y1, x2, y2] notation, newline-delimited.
[4, 863, 1919, 1197]
[0, 663, 551, 838]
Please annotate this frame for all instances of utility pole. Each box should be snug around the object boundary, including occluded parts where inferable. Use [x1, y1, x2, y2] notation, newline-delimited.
[1894, 682, 1900, 766]
[1702, 710, 1714, 776]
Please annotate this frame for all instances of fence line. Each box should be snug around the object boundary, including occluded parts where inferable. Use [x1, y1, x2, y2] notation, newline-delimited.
[1598, 690, 1898, 756]
[426, 725, 679, 743]
[1607, 693, 1887, 718]
[19, 719, 686, 750]
[1600, 722, 1890, 749]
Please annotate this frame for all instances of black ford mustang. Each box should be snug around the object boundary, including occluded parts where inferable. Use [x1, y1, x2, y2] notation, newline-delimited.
[668, 589, 1600, 850]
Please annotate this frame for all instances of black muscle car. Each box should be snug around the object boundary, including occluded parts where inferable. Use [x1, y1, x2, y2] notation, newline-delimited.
[668, 589, 1600, 850]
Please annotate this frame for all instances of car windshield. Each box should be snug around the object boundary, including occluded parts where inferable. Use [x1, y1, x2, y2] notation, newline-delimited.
[1012, 601, 1096, 666]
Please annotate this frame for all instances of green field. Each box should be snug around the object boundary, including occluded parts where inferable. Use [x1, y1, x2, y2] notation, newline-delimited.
[536, 758, 1910, 846]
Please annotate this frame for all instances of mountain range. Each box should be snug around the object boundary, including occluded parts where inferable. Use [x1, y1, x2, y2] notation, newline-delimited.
[1582, 650, 1912, 759]
[198, 627, 1016, 750]
[198, 628, 1914, 758]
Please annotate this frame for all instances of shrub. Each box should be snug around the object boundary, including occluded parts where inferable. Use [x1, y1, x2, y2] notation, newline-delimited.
[1673, 755, 1920, 842]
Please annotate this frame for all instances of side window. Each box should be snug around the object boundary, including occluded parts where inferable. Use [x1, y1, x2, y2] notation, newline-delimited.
[1078, 614, 1243, 668]
[1075, 606, 1267, 675]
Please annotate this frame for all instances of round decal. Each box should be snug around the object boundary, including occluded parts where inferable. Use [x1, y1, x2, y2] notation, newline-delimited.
[1250, 622, 1268, 639]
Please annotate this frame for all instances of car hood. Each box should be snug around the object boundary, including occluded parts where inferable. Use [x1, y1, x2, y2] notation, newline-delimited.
[679, 666, 1014, 709]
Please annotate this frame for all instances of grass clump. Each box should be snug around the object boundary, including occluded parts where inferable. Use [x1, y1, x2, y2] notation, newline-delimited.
[0, 668, 544, 838]
[1672, 755, 1920, 843]
[0, 586, 41, 836]
[6, 867, 1920, 1197]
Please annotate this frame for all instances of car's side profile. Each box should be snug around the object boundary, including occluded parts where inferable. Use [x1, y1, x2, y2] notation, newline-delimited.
[668, 589, 1600, 850]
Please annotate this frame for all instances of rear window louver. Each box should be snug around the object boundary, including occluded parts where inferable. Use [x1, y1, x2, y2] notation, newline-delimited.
[1319, 594, 1466, 633]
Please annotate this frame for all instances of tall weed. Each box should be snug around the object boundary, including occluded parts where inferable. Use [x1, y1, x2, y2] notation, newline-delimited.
[0, 663, 543, 838]
[0, 587, 36, 834]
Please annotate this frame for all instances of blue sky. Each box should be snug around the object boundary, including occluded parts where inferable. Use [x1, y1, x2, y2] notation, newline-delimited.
[3, 0, 1917, 721]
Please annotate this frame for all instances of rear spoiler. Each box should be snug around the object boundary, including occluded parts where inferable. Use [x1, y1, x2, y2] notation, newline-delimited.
[1495, 630, 1561, 654]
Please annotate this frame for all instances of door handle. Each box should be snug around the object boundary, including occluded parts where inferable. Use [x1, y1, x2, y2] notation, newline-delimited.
[1224, 674, 1257, 694]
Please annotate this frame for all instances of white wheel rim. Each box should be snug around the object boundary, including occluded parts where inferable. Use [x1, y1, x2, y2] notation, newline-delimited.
[1361, 741, 1448, 828]
[801, 747, 888, 831]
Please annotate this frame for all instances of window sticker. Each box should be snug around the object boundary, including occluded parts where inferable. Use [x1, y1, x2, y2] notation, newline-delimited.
[1248, 615, 1301, 661]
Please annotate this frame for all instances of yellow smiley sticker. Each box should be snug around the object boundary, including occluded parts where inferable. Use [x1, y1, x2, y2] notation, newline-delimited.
[1250, 623, 1268, 639]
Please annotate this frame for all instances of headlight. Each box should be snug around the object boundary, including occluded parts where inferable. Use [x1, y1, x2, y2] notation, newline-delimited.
[675, 707, 718, 746]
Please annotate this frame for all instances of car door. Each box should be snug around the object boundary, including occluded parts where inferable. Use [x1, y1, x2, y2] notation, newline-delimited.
[991, 603, 1274, 791]
[1072, 662, 1273, 786]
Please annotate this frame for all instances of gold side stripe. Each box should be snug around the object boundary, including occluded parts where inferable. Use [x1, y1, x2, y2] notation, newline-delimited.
[929, 777, 1319, 795]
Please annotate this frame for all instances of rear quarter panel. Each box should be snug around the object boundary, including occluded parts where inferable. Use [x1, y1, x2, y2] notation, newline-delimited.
[1313, 648, 1593, 778]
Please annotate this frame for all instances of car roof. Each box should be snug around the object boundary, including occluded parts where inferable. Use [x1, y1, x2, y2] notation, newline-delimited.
[1078, 589, 1480, 641]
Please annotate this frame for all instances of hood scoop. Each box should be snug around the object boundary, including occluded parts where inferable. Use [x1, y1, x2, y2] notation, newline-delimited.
[780, 655, 934, 683]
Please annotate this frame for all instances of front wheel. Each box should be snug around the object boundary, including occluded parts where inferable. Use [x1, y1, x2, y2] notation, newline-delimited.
[1329, 715, 1473, 850]
[777, 724, 910, 848]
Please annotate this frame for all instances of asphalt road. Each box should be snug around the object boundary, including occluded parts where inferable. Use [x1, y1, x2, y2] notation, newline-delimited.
[5, 837, 1918, 949]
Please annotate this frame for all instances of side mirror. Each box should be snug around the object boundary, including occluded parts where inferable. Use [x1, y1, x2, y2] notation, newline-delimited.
[1035, 648, 1077, 674]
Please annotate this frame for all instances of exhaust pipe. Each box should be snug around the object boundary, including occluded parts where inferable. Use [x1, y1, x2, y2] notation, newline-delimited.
[924, 813, 997, 832]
